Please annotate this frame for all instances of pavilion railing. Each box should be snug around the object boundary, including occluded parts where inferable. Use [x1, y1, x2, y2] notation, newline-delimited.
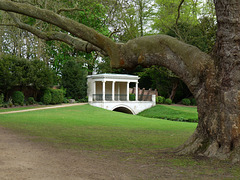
[93, 94, 152, 101]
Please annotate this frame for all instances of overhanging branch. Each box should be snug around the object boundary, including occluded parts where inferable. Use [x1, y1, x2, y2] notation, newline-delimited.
[8, 12, 107, 55]
[0, 0, 115, 54]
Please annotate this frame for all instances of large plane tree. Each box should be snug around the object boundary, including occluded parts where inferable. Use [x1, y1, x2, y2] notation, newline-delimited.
[0, 0, 240, 162]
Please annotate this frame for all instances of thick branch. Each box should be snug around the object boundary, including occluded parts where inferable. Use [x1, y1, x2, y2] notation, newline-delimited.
[117, 35, 214, 96]
[8, 13, 106, 55]
[0, 0, 116, 55]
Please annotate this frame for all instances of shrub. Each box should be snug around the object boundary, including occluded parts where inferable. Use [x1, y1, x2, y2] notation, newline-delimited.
[28, 97, 35, 105]
[8, 97, 13, 107]
[156, 96, 165, 104]
[50, 89, 64, 104]
[129, 94, 135, 101]
[12, 91, 24, 105]
[0, 93, 4, 107]
[164, 98, 172, 105]
[182, 98, 191, 106]
[42, 90, 52, 105]
[79, 96, 88, 103]
[191, 98, 197, 106]
[38, 102, 43, 105]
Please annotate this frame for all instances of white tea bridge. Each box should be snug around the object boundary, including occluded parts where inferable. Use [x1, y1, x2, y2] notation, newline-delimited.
[87, 74, 156, 115]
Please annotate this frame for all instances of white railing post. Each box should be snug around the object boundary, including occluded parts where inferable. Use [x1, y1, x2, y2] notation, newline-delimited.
[127, 82, 130, 101]
[93, 81, 96, 101]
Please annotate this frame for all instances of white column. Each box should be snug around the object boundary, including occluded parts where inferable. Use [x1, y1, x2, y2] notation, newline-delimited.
[93, 81, 96, 101]
[112, 81, 115, 101]
[135, 82, 138, 101]
[118, 83, 120, 101]
[127, 82, 130, 101]
[102, 81, 105, 101]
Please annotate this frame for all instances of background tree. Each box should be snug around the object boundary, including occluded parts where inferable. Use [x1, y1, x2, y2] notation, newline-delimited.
[61, 59, 87, 100]
[0, 55, 55, 99]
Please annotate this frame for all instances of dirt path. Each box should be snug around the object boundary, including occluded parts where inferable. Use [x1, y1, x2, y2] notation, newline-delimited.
[0, 126, 189, 180]
[0, 103, 87, 115]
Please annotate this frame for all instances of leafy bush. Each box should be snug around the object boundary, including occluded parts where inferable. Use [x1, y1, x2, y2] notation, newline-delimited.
[38, 102, 43, 105]
[0, 93, 4, 107]
[129, 94, 135, 101]
[182, 98, 191, 106]
[8, 97, 13, 107]
[3, 103, 8, 108]
[191, 98, 197, 106]
[164, 98, 172, 105]
[0, 55, 55, 99]
[50, 89, 64, 104]
[63, 98, 69, 103]
[156, 96, 165, 104]
[78, 96, 88, 103]
[42, 90, 52, 105]
[28, 97, 35, 105]
[12, 91, 24, 105]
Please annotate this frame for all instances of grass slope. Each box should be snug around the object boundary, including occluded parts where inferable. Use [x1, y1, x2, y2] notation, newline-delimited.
[138, 104, 198, 122]
[0, 104, 196, 153]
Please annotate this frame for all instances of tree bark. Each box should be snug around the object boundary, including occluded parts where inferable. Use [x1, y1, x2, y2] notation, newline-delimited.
[176, 0, 240, 162]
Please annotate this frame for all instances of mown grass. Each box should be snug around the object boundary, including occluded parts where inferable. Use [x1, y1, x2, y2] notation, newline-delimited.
[0, 104, 196, 153]
[138, 104, 198, 122]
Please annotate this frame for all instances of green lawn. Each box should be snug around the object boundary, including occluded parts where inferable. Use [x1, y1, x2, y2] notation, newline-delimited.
[138, 104, 198, 122]
[0, 104, 196, 153]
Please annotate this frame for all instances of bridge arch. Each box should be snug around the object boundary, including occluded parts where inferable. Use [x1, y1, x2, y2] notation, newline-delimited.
[112, 104, 135, 115]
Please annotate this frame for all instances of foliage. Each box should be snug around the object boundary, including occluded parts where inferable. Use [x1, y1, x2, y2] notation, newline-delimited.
[164, 98, 172, 105]
[129, 93, 136, 101]
[50, 89, 64, 104]
[42, 90, 52, 105]
[182, 98, 191, 106]
[78, 96, 88, 103]
[12, 91, 24, 105]
[138, 104, 198, 122]
[61, 60, 87, 100]
[0, 93, 4, 107]
[0, 55, 55, 98]
[8, 97, 13, 107]
[28, 97, 35, 105]
[28, 59, 55, 90]
[191, 98, 197, 106]
[137, 66, 191, 103]
[156, 96, 165, 104]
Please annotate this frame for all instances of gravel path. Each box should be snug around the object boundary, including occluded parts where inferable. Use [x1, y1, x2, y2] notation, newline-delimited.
[0, 103, 87, 115]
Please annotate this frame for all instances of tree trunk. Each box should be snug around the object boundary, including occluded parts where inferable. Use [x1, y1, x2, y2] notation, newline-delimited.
[169, 81, 178, 101]
[177, 0, 240, 162]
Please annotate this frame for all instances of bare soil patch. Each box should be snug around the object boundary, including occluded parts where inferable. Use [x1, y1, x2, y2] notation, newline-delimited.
[0, 126, 237, 179]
